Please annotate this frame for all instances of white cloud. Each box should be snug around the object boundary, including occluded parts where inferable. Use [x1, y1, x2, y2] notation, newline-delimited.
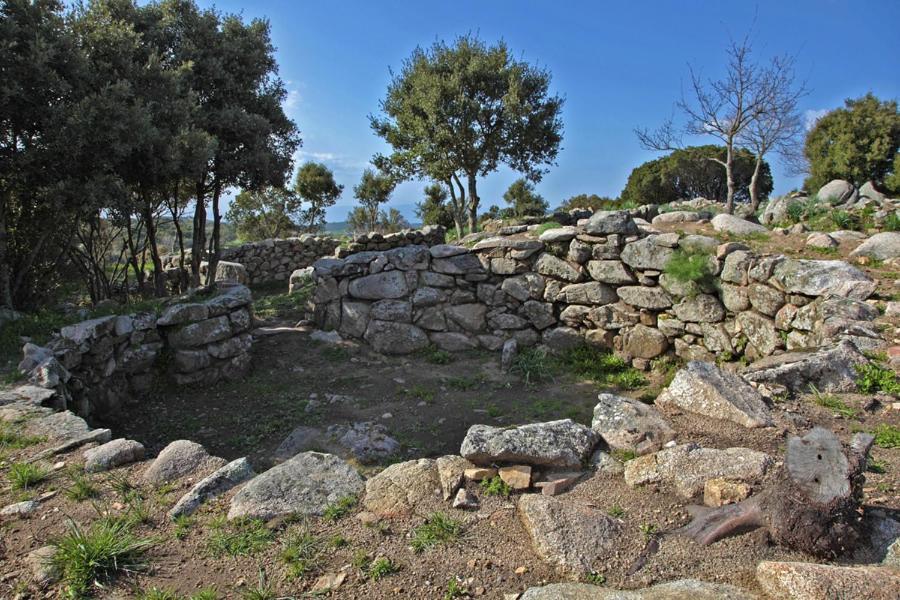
[804, 108, 828, 131]
[294, 149, 369, 172]
[284, 89, 301, 111]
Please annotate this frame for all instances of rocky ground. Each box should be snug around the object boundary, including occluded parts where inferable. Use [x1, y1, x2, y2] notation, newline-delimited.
[2, 204, 900, 599]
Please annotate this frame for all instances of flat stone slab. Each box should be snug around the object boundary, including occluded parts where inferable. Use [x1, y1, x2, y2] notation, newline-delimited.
[592, 393, 675, 455]
[169, 457, 255, 519]
[624, 443, 772, 498]
[742, 339, 868, 393]
[362, 458, 441, 517]
[228, 452, 363, 521]
[656, 361, 773, 428]
[518, 494, 621, 575]
[520, 579, 758, 599]
[756, 561, 900, 600]
[460, 419, 599, 468]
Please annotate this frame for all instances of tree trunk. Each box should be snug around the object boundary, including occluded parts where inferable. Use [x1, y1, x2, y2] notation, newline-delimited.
[678, 428, 874, 557]
[190, 179, 207, 288]
[205, 179, 222, 287]
[724, 141, 735, 214]
[0, 197, 14, 308]
[466, 173, 479, 234]
[140, 198, 166, 297]
[748, 153, 763, 213]
[167, 189, 189, 294]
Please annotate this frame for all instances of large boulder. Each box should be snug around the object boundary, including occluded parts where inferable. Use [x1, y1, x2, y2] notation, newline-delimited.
[850, 232, 900, 261]
[83, 439, 145, 473]
[228, 452, 364, 520]
[711, 213, 768, 235]
[672, 294, 725, 323]
[519, 580, 758, 600]
[460, 420, 599, 468]
[769, 258, 876, 300]
[761, 195, 805, 226]
[620, 237, 676, 270]
[143, 440, 226, 485]
[741, 339, 869, 393]
[616, 286, 673, 310]
[518, 494, 621, 575]
[361, 458, 441, 517]
[817, 179, 858, 205]
[347, 271, 409, 300]
[214, 261, 249, 285]
[624, 442, 772, 497]
[591, 393, 675, 455]
[583, 210, 639, 235]
[622, 324, 669, 359]
[756, 561, 900, 600]
[656, 361, 773, 428]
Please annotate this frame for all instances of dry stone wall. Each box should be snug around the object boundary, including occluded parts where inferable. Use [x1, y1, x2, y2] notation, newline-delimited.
[309, 211, 881, 365]
[18, 286, 254, 418]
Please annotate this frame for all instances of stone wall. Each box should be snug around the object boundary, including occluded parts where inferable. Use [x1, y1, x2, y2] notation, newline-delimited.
[160, 227, 445, 286]
[309, 211, 881, 365]
[18, 286, 254, 418]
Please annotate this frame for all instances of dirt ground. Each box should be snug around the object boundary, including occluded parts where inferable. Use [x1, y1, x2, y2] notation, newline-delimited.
[2, 223, 899, 599]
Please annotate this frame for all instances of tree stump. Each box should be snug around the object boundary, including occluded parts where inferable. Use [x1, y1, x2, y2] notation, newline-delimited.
[678, 427, 874, 557]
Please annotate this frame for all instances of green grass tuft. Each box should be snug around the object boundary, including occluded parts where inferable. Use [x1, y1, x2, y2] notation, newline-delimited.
[279, 527, 322, 579]
[206, 518, 273, 557]
[480, 475, 511, 498]
[369, 557, 399, 580]
[8, 462, 49, 490]
[323, 494, 357, 521]
[873, 424, 900, 449]
[411, 512, 463, 552]
[663, 249, 715, 288]
[855, 362, 900, 394]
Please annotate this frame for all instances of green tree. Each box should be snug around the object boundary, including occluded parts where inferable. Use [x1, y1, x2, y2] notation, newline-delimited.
[225, 187, 300, 241]
[294, 162, 342, 232]
[371, 34, 564, 233]
[804, 93, 900, 193]
[415, 183, 455, 229]
[503, 179, 548, 217]
[352, 169, 395, 231]
[620, 146, 772, 205]
[557, 194, 618, 211]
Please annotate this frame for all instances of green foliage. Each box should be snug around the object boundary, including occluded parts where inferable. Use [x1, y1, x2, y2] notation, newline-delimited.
[611, 449, 637, 463]
[349, 169, 398, 233]
[444, 577, 468, 599]
[620, 145, 773, 205]
[240, 571, 275, 600]
[0, 423, 44, 450]
[416, 183, 457, 229]
[535, 221, 564, 236]
[503, 178, 548, 217]
[206, 518, 273, 557]
[293, 162, 343, 232]
[855, 362, 900, 394]
[371, 34, 563, 232]
[8, 462, 49, 490]
[51, 518, 154, 598]
[139, 589, 218, 600]
[809, 386, 858, 419]
[585, 572, 606, 585]
[410, 512, 463, 552]
[421, 345, 454, 365]
[664, 250, 715, 288]
[639, 523, 658, 538]
[323, 495, 357, 521]
[369, 557, 399, 580]
[226, 187, 302, 242]
[884, 212, 900, 232]
[557, 194, 620, 212]
[804, 93, 900, 192]
[607, 505, 626, 518]
[873, 424, 900, 449]
[173, 515, 193, 540]
[480, 475, 511, 498]
[511, 346, 556, 385]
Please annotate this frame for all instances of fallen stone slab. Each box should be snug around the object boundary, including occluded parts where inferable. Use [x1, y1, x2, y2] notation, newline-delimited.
[29, 428, 112, 462]
[169, 457, 255, 519]
[656, 361, 773, 428]
[741, 339, 868, 393]
[83, 438, 145, 473]
[1, 500, 39, 517]
[592, 393, 675, 455]
[228, 452, 363, 521]
[519, 579, 758, 599]
[624, 443, 772, 498]
[518, 494, 621, 575]
[756, 561, 900, 600]
[143, 440, 226, 485]
[850, 231, 900, 261]
[24, 410, 93, 442]
[499, 465, 532, 490]
[461, 419, 599, 468]
[0, 385, 57, 407]
[362, 458, 441, 517]
[768, 258, 876, 300]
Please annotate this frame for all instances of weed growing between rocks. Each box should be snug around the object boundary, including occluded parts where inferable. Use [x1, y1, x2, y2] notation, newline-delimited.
[809, 385, 859, 419]
[663, 249, 716, 289]
[855, 361, 900, 394]
[480, 475, 511, 498]
[51, 517, 155, 598]
[0, 423, 43, 450]
[323, 494, 357, 521]
[410, 512, 463, 552]
[560, 345, 647, 390]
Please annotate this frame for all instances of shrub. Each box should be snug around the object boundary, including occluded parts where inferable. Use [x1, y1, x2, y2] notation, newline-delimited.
[411, 512, 462, 552]
[663, 249, 715, 288]
[855, 362, 900, 394]
[785, 201, 805, 223]
[480, 475, 511, 498]
[52, 518, 155, 597]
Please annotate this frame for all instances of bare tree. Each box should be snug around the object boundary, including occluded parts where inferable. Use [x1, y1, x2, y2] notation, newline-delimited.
[739, 55, 807, 211]
[636, 37, 772, 213]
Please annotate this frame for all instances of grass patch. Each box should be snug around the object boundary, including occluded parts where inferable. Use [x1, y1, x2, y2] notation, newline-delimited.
[0, 423, 44, 450]
[855, 362, 900, 394]
[663, 249, 715, 289]
[369, 557, 399, 580]
[809, 386, 858, 419]
[52, 518, 155, 598]
[611, 449, 637, 463]
[446, 375, 482, 391]
[8, 462, 49, 490]
[323, 495, 357, 521]
[421, 345, 454, 365]
[873, 424, 900, 449]
[279, 527, 322, 579]
[510, 346, 557, 385]
[411, 512, 463, 552]
[173, 514, 193, 540]
[66, 471, 101, 502]
[534, 221, 563, 236]
[480, 475, 511, 498]
[560, 345, 647, 389]
[445, 577, 468, 599]
[240, 571, 275, 600]
[206, 517, 273, 557]
[407, 384, 435, 402]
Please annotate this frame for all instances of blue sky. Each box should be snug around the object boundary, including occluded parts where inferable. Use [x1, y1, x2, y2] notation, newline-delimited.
[199, 0, 900, 221]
